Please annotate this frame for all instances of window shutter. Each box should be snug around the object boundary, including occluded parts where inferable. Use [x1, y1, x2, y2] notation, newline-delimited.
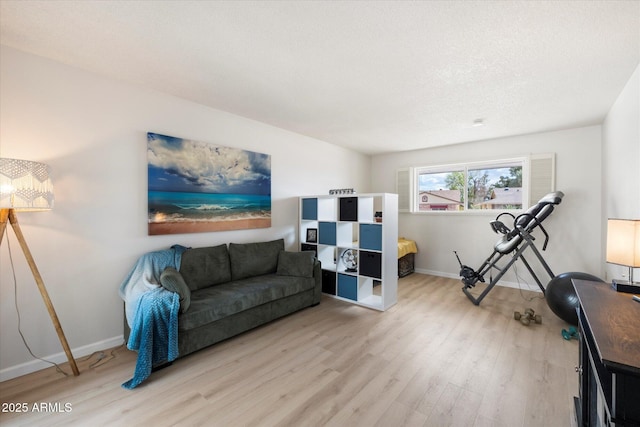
[529, 153, 555, 205]
[396, 168, 412, 212]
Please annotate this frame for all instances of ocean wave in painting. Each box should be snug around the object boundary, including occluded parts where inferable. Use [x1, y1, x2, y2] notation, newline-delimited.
[174, 204, 233, 211]
[148, 191, 271, 224]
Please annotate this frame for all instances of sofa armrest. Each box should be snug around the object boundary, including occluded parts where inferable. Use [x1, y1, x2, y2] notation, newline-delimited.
[160, 267, 191, 313]
[312, 259, 322, 304]
[123, 305, 130, 344]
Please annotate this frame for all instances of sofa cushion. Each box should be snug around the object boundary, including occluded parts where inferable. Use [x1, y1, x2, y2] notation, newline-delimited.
[228, 239, 284, 281]
[179, 274, 315, 331]
[277, 251, 315, 278]
[160, 267, 191, 313]
[180, 244, 231, 291]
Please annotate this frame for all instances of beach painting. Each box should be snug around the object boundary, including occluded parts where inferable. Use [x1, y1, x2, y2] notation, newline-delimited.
[147, 132, 271, 235]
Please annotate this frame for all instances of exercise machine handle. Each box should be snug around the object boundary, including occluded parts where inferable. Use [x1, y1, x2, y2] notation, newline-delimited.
[515, 212, 550, 250]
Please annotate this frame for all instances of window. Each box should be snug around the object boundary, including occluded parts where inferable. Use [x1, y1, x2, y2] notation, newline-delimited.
[414, 158, 526, 212]
[416, 167, 465, 212]
[396, 154, 555, 214]
[467, 162, 523, 210]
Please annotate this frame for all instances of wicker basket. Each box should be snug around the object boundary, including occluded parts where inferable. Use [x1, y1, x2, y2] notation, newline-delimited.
[398, 253, 415, 277]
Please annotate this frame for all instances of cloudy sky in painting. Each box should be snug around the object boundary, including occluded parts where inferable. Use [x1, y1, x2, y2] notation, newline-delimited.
[147, 133, 271, 195]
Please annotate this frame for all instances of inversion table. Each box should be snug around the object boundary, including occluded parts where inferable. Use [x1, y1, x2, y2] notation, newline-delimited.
[456, 191, 564, 305]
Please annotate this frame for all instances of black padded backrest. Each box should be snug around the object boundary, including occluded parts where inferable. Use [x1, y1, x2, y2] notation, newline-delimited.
[514, 191, 564, 232]
[494, 191, 564, 254]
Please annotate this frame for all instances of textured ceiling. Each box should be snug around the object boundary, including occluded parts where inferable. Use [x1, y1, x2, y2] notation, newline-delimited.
[1, 1, 639, 155]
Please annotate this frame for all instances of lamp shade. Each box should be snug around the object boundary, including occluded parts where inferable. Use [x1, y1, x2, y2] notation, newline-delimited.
[0, 158, 54, 211]
[606, 219, 640, 268]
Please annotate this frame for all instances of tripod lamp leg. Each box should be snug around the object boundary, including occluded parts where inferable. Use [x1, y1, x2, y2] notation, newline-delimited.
[2, 209, 80, 376]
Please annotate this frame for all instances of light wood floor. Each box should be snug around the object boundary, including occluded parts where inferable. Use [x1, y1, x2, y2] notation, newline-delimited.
[0, 274, 579, 426]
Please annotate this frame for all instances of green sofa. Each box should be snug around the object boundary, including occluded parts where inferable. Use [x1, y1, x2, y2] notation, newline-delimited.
[125, 239, 321, 358]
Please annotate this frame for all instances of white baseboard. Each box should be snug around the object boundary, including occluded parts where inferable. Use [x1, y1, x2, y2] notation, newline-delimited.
[415, 268, 543, 292]
[0, 335, 125, 382]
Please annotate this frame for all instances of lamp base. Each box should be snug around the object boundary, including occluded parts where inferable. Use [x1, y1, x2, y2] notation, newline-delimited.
[611, 279, 640, 293]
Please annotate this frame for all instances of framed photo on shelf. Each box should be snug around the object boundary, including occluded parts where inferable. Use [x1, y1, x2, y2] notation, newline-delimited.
[306, 228, 318, 243]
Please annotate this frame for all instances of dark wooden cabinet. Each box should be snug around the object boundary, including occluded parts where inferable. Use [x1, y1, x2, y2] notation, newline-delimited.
[573, 280, 640, 426]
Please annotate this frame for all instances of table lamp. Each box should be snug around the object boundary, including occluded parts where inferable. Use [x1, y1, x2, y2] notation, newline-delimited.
[606, 218, 640, 293]
[0, 158, 79, 376]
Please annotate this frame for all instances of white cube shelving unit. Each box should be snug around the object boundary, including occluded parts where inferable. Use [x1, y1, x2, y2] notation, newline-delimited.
[299, 193, 398, 311]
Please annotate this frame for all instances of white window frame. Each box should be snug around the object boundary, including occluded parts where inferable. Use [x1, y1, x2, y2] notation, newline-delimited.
[411, 157, 529, 214]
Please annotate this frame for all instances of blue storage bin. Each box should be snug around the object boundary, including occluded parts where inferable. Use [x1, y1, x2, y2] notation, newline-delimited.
[337, 273, 357, 301]
[319, 222, 337, 245]
[360, 224, 382, 251]
[302, 198, 318, 220]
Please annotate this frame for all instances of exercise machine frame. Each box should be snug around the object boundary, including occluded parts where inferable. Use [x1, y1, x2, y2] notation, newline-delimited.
[457, 191, 563, 306]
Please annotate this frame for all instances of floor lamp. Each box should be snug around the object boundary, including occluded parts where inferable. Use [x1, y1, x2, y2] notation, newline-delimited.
[0, 158, 79, 376]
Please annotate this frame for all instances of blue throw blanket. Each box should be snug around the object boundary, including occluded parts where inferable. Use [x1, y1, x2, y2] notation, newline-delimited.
[122, 287, 179, 389]
[118, 245, 188, 389]
[119, 245, 187, 328]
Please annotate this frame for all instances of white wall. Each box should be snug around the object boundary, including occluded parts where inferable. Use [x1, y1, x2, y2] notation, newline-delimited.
[602, 63, 640, 282]
[372, 126, 603, 287]
[0, 46, 371, 380]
